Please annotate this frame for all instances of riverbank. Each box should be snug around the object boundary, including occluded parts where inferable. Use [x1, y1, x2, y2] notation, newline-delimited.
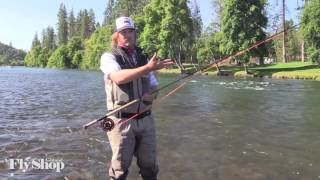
[158, 62, 320, 81]
[5, 62, 320, 81]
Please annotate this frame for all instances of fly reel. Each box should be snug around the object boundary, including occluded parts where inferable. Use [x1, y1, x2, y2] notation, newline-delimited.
[100, 117, 115, 132]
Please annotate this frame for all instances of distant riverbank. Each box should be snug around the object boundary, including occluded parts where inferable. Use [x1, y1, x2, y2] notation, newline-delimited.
[158, 61, 320, 81]
[4, 61, 320, 81]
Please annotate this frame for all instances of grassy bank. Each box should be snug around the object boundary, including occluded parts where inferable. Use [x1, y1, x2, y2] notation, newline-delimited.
[246, 61, 320, 80]
[158, 61, 320, 81]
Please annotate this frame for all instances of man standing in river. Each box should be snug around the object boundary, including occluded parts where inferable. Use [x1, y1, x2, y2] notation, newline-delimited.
[100, 16, 173, 180]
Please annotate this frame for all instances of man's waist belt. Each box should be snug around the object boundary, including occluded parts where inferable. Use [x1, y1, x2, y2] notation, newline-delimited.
[113, 110, 151, 119]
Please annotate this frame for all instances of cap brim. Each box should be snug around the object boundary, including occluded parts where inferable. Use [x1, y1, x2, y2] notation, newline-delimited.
[116, 27, 136, 32]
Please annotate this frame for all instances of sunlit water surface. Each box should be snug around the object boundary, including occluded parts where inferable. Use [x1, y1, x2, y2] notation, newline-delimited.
[1, 67, 320, 180]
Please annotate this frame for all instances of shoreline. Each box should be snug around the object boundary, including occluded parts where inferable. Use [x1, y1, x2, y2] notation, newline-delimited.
[4, 63, 320, 81]
[158, 62, 320, 81]
[157, 70, 319, 81]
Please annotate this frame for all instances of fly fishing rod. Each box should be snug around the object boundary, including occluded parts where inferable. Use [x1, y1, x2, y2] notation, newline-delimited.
[83, 99, 140, 130]
[83, 22, 302, 131]
[83, 81, 187, 131]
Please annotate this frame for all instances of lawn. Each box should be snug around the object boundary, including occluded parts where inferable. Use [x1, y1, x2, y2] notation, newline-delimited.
[158, 61, 320, 81]
[249, 61, 320, 80]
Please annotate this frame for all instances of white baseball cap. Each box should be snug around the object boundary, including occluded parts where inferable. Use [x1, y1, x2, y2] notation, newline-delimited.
[115, 16, 135, 32]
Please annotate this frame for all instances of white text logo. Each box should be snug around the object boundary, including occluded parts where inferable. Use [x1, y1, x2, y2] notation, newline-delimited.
[8, 158, 65, 173]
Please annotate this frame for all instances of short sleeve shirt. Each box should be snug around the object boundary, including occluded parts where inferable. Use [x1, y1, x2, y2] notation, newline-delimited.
[100, 52, 158, 87]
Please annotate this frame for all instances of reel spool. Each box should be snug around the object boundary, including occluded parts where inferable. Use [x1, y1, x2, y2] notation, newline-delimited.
[100, 117, 115, 132]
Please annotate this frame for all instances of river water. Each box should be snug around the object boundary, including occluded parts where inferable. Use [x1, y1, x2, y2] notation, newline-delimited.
[0, 67, 320, 180]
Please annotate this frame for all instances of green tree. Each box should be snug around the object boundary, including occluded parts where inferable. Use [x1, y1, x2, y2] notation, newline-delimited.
[111, 0, 150, 40]
[80, 25, 114, 70]
[67, 37, 84, 68]
[42, 26, 56, 52]
[211, 0, 224, 31]
[197, 32, 224, 64]
[103, 0, 115, 25]
[191, 0, 202, 39]
[272, 20, 301, 62]
[130, 0, 151, 17]
[25, 45, 48, 67]
[221, 0, 268, 66]
[286, 20, 301, 61]
[72, 51, 84, 69]
[96, 22, 101, 29]
[112, 0, 149, 17]
[0, 41, 26, 66]
[57, 3, 68, 45]
[26, 27, 55, 68]
[46, 37, 85, 69]
[31, 33, 41, 48]
[140, 0, 163, 56]
[25, 33, 48, 67]
[158, 0, 193, 71]
[88, 9, 96, 37]
[68, 9, 77, 40]
[47, 45, 69, 68]
[80, 10, 90, 39]
[190, 0, 203, 67]
[140, 0, 193, 72]
[75, 11, 82, 37]
[77, 9, 95, 39]
[301, 0, 320, 64]
[25, 45, 41, 67]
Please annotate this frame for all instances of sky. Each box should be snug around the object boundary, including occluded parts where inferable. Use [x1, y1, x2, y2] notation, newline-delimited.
[0, 0, 304, 51]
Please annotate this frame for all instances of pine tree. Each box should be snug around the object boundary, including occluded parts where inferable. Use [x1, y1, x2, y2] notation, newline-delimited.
[57, 3, 68, 45]
[88, 9, 96, 37]
[191, 0, 203, 39]
[79, 9, 90, 39]
[190, 0, 203, 67]
[112, 0, 150, 17]
[42, 26, 56, 52]
[75, 11, 82, 37]
[113, 0, 134, 16]
[96, 22, 101, 28]
[25, 32, 48, 67]
[103, 0, 115, 25]
[31, 33, 41, 48]
[68, 9, 76, 40]
[211, 0, 224, 31]
[106, 0, 150, 39]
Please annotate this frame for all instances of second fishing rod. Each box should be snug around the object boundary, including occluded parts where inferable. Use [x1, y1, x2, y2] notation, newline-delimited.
[83, 22, 302, 132]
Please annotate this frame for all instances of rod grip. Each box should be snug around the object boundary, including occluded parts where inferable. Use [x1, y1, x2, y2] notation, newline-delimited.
[83, 99, 140, 130]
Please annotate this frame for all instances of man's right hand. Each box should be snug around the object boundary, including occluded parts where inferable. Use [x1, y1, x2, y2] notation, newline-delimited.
[146, 52, 173, 71]
[109, 52, 173, 85]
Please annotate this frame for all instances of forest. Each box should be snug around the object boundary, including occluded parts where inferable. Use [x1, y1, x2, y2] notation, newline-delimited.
[18, 0, 320, 71]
